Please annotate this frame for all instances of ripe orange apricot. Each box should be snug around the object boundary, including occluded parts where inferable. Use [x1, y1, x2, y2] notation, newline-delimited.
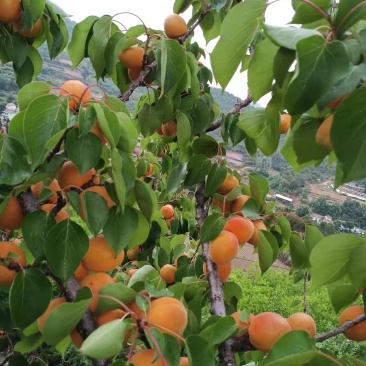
[129, 297, 147, 319]
[144, 163, 155, 177]
[127, 268, 138, 278]
[89, 121, 107, 145]
[280, 114, 291, 134]
[59, 80, 92, 112]
[0, 195, 24, 230]
[74, 262, 89, 281]
[164, 14, 188, 39]
[96, 309, 126, 326]
[127, 246, 140, 261]
[203, 262, 231, 283]
[70, 328, 84, 348]
[119, 45, 145, 69]
[315, 115, 333, 151]
[212, 198, 232, 214]
[209, 230, 239, 265]
[13, 17, 42, 38]
[37, 297, 66, 333]
[327, 92, 351, 110]
[82, 235, 124, 272]
[217, 173, 239, 195]
[231, 312, 254, 339]
[160, 264, 176, 285]
[248, 220, 267, 246]
[161, 120, 177, 137]
[41, 204, 69, 223]
[128, 67, 141, 81]
[338, 305, 366, 341]
[79, 186, 115, 220]
[129, 349, 163, 366]
[58, 161, 96, 191]
[147, 297, 188, 338]
[79, 272, 114, 313]
[249, 312, 291, 352]
[174, 252, 190, 267]
[230, 195, 251, 215]
[224, 216, 255, 245]
[31, 179, 61, 204]
[287, 312, 316, 337]
[179, 357, 189, 366]
[160, 204, 175, 219]
[0, 0, 21, 23]
[0, 242, 26, 287]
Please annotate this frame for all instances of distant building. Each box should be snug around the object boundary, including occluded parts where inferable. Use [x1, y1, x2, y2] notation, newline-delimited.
[311, 213, 333, 224]
[275, 194, 293, 203]
[1, 103, 18, 122]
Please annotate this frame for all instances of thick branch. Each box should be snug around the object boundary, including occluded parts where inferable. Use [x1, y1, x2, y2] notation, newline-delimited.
[18, 188, 41, 214]
[195, 183, 236, 366]
[316, 314, 366, 342]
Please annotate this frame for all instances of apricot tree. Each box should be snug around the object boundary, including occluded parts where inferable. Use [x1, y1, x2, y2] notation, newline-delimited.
[1, 0, 366, 366]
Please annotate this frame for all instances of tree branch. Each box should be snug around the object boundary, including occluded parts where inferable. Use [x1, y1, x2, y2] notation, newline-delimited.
[316, 314, 366, 342]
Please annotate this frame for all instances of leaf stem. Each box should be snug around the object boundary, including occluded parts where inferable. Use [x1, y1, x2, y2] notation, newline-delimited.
[336, 1, 366, 32]
[298, 0, 331, 22]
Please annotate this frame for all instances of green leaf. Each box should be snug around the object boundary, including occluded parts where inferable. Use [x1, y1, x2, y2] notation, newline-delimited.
[291, 0, 331, 24]
[185, 154, 211, 186]
[284, 37, 349, 115]
[210, 316, 237, 346]
[21, 210, 56, 259]
[166, 162, 187, 195]
[160, 39, 187, 97]
[44, 220, 89, 282]
[81, 319, 129, 359]
[240, 198, 261, 220]
[249, 172, 269, 205]
[134, 179, 158, 223]
[111, 148, 126, 208]
[116, 112, 138, 154]
[328, 283, 359, 313]
[304, 225, 323, 267]
[127, 265, 162, 291]
[205, 164, 227, 197]
[97, 284, 136, 313]
[21, 0, 45, 30]
[18, 82, 51, 111]
[174, 0, 193, 13]
[348, 244, 366, 289]
[103, 206, 138, 255]
[263, 330, 316, 365]
[10, 269, 52, 329]
[277, 216, 291, 245]
[211, 0, 267, 90]
[43, 300, 90, 346]
[14, 333, 43, 354]
[258, 231, 274, 274]
[248, 38, 278, 102]
[290, 233, 307, 269]
[65, 129, 102, 174]
[8, 354, 30, 366]
[68, 16, 98, 68]
[23, 95, 68, 169]
[176, 111, 192, 162]
[200, 214, 226, 244]
[261, 21, 322, 50]
[81, 191, 109, 236]
[334, 0, 366, 35]
[310, 234, 365, 287]
[186, 334, 215, 366]
[332, 87, 366, 185]
[191, 135, 223, 158]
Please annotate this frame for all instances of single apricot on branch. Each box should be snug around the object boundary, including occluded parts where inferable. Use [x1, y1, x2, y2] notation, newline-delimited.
[129, 349, 164, 366]
[338, 305, 366, 341]
[13, 17, 42, 38]
[217, 173, 239, 195]
[164, 14, 188, 39]
[0, 242, 26, 287]
[0, 195, 24, 230]
[119, 45, 145, 69]
[160, 204, 175, 219]
[209, 230, 239, 265]
[59, 80, 92, 112]
[287, 312, 316, 337]
[0, 0, 21, 23]
[280, 114, 291, 134]
[315, 115, 333, 151]
[224, 216, 254, 245]
[160, 264, 176, 284]
[57, 161, 97, 191]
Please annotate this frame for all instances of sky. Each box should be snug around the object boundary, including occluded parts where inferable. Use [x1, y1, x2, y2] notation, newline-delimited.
[52, 0, 294, 101]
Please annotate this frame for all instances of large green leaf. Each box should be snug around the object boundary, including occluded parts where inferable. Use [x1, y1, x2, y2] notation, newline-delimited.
[166, 162, 187, 195]
[21, 0, 45, 30]
[111, 147, 126, 208]
[200, 214, 226, 244]
[291, 0, 331, 24]
[333, 0, 366, 35]
[44, 220, 89, 282]
[186, 334, 215, 366]
[10, 269, 52, 329]
[249, 172, 269, 205]
[116, 112, 138, 154]
[284, 37, 349, 115]
[185, 154, 212, 186]
[290, 233, 307, 269]
[176, 111, 192, 162]
[134, 179, 158, 223]
[258, 231, 274, 274]
[211, 0, 267, 90]
[97, 284, 136, 313]
[18, 82, 51, 111]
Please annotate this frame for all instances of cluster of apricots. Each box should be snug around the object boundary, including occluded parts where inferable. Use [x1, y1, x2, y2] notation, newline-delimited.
[231, 311, 316, 352]
[160, 204, 176, 229]
[0, 0, 43, 38]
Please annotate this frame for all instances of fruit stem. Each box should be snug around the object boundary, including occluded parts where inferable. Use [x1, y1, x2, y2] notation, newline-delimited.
[112, 12, 148, 36]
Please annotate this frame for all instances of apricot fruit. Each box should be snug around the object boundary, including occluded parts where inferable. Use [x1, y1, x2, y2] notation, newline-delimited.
[127, 246, 140, 261]
[217, 173, 239, 195]
[96, 309, 126, 326]
[79, 186, 115, 220]
[73, 262, 89, 281]
[59, 80, 92, 112]
[224, 216, 255, 245]
[179, 358, 189, 366]
[0, 242, 26, 287]
[118, 45, 145, 69]
[79, 272, 114, 313]
[37, 297, 66, 333]
[0, 0, 21, 23]
[144, 163, 155, 177]
[128, 67, 141, 81]
[147, 297, 187, 338]
[203, 262, 231, 283]
[164, 14, 188, 39]
[89, 121, 107, 145]
[127, 268, 138, 278]
[82, 235, 124, 272]
[0, 195, 24, 230]
[160, 204, 175, 219]
[315, 115, 333, 151]
[231, 312, 254, 339]
[280, 114, 291, 134]
[31, 179, 61, 204]
[13, 17, 42, 38]
[248, 220, 267, 246]
[41, 204, 69, 223]
[160, 264, 176, 285]
[128, 297, 147, 319]
[287, 312, 316, 337]
[249, 312, 291, 352]
[209, 230, 239, 265]
[338, 305, 366, 341]
[58, 161, 96, 191]
[129, 349, 163, 366]
[327, 92, 351, 110]
[70, 328, 84, 348]
[165, 217, 175, 229]
[161, 120, 177, 137]
[212, 198, 232, 214]
[231, 195, 251, 216]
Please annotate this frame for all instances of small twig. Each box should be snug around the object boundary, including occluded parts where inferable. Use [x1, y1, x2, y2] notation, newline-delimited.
[0, 351, 12, 366]
[299, 0, 331, 21]
[303, 272, 307, 313]
[316, 314, 366, 342]
[46, 130, 68, 162]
